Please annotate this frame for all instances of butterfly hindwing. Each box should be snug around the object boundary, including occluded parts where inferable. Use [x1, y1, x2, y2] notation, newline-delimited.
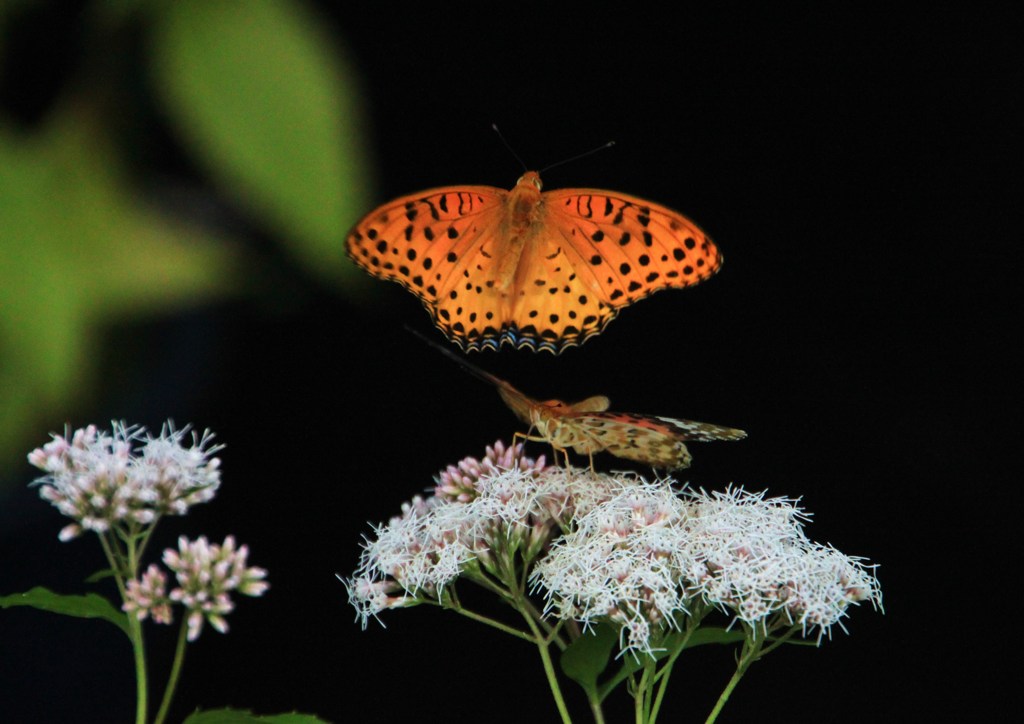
[565, 411, 746, 469]
[345, 185, 507, 308]
[564, 412, 695, 468]
[347, 173, 722, 353]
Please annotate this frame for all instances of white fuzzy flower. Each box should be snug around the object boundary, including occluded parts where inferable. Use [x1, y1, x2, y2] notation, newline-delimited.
[535, 483, 882, 655]
[346, 443, 584, 628]
[533, 478, 694, 654]
[679, 487, 881, 640]
[345, 444, 882, 655]
[433, 440, 548, 503]
[27, 422, 222, 540]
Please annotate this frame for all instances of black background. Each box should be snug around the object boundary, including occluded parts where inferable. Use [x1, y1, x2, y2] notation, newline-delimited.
[1, 4, 1017, 722]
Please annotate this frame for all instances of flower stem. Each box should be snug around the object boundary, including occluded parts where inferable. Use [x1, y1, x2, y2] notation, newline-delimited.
[758, 624, 800, 656]
[533, 627, 573, 724]
[649, 628, 695, 722]
[98, 532, 148, 723]
[519, 605, 572, 723]
[705, 629, 764, 724]
[127, 615, 148, 724]
[449, 605, 537, 643]
[634, 664, 651, 723]
[705, 666, 743, 724]
[153, 619, 189, 724]
[98, 533, 128, 597]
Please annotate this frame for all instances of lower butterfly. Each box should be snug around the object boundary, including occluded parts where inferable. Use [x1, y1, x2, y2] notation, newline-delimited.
[413, 329, 745, 469]
[346, 171, 722, 353]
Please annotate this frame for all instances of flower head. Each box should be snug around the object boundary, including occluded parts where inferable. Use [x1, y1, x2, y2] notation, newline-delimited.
[536, 483, 883, 654]
[163, 535, 268, 641]
[28, 422, 222, 540]
[433, 439, 548, 503]
[679, 487, 882, 639]
[345, 442, 660, 627]
[123, 564, 174, 625]
[532, 478, 696, 654]
[345, 443, 882, 656]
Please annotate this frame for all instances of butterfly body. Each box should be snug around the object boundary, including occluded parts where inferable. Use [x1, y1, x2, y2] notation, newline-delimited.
[504, 388, 744, 469]
[348, 172, 722, 353]
[413, 328, 745, 469]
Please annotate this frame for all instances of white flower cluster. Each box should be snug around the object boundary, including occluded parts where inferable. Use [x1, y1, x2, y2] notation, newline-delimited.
[532, 479, 693, 654]
[346, 443, 882, 654]
[680, 487, 880, 639]
[160, 535, 269, 641]
[347, 463, 564, 627]
[28, 422, 222, 541]
[434, 440, 549, 503]
[123, 564, 174, 625]
[536, 484, 882, 653]
[345, 441, 610, 627]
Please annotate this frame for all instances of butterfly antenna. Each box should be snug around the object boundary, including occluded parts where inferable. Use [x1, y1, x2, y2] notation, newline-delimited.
[540, 140, 616, 175]
[405, 325, 515, 393]
[491, 124, 529, 172]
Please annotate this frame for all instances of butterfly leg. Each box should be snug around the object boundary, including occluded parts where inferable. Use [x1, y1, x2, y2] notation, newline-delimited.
[555, 446, 572, 469]
[513, 430, 573, 469]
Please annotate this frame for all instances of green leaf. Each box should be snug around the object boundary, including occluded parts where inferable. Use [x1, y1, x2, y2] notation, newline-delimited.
[560, 623, 618, 696]
[672, 626, 748, 648]
[0, 586, 131, 637]
[149, 0, 370, 284]
[0, 113, 237, 478]
[84, 569, 118, 584]
[594, 626, 751, 701]
[183, 708, 329, 724]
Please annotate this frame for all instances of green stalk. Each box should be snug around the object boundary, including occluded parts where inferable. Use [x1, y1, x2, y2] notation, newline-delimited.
[127, 615, 148, 724]
[449, 605, 537, 643]
[537, 628, 574, 724]
[519, 607, 572, 723]
[99, 531, 148, 723]
[705, 628, 764, 724]
[153, 619, 189, 724]
[633, 665, 650, 723]
[649, 627, 695, 722]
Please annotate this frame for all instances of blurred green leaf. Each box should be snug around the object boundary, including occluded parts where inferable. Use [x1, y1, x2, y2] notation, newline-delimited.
[0, 586, 131, 637]
[0, 109, 238, 478]
[149, 0, 370, 284]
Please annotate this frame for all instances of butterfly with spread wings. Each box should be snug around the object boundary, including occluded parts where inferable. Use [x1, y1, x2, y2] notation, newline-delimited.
[413, 330, 746, 469]
[347, 171, 722, 353]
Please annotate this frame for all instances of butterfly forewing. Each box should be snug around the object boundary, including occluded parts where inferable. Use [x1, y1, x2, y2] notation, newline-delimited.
[565, 412, 747, 469]
[562, 413, 694, 468]
[544, 188, 722, 310]
[347, 173, 722, 353]
[650, 415, 747, 442]
[345, 184, 507, 307]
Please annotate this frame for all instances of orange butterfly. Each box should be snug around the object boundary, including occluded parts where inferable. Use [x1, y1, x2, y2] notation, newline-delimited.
[413, 328, 746, 469]
[346, 171, 722, 353]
